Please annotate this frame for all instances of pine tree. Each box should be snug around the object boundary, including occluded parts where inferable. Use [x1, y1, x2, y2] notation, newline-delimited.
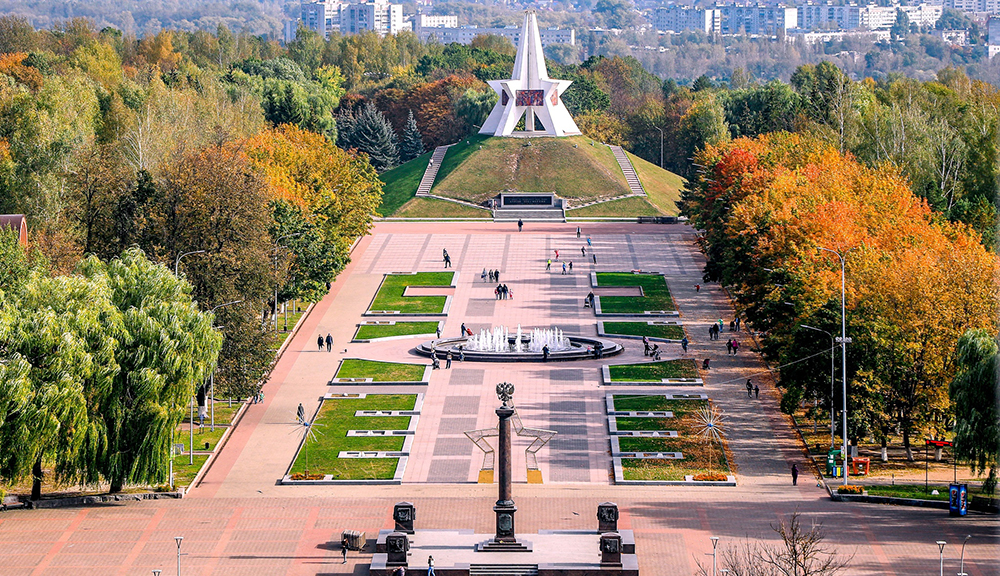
[347, 103, 399, 172]
[399, 110, 425, 162]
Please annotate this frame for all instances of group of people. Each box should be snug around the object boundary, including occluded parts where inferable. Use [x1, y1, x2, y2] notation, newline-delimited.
[746, 379, 760, 398]
[725, 338, 740, 355]
[642, 336, 662, 360]
[481, 268, 502, 283]
[317, 333, 333, 352]
[494, 284, 512, 299]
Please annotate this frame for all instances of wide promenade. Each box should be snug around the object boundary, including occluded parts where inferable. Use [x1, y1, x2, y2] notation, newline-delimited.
[2, 222, 996, 576]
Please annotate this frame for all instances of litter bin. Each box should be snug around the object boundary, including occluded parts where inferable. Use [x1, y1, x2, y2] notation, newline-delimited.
[826, 450, 841, 476]
[949, 484, 968, 517]
[342, 529, 366, 551]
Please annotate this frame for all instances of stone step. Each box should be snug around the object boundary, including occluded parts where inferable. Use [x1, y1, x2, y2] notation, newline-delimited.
[469, 564, 539, 576]
[609, 144, 645, 196]
[415, 145, 452, 196]
[493, 208, 565, 222]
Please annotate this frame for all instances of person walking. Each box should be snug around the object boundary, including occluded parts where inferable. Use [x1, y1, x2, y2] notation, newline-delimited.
[561, 262, 567, 275]
[461, 323, 467, 336]
[317, 335, 324, 351]
[342, 539, 348, 563]
[732, 339, 740, 355]
[568, 261, 573, 272]
[436, 326, 442, 339]
[495, 271, 500, 283]
[695, 283, 701, 292]
[708, 325, 715, 341]
[542, 344, 550, 362]
[576, 226, 581, 238]
[702, 358, 711, 370]
[581, 246, 586, 256]
[726, 339, 733, 355]
[753, 384, 760, 398]
[444, 254, 451, 268]
[642, 336, 649, 355]
[791, 463, 799, 486]
[746, 380, 753, 398]
[592, 253, 597, 264]
[446, 351, 452, 369]
[481, 268, 487, 282]
[326, 333, 333, 352]
[555, 249, 559, 260]
[730, 320, 736, 332]
[546, 259, 551, 271]
[518, 219, 523, 232]
[427, 556, 436, 576]
[458, 347, 465, 362]
[680, 336, 689, 353]
[586, 236, 592, 247]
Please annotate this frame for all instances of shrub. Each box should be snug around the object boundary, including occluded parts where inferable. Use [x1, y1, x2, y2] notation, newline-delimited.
[693, 473, 729, 481]
[837, 485, 864, 494]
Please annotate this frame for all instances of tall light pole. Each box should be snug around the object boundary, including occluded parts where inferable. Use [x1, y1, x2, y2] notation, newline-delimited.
[171, 250, 205, 489]
[273, 233, 304, 332]
[208, 300, 243, 431]
[818, 246, 851, 486]
[958, 535, 971, 576]
[801, 324, 836, 448]
[936, 540, 946, 576]
[175, 536, 184, 576]
[153, 570, 161, 576]
[654, 126, 664, 168]
[710, 536, 719, 576]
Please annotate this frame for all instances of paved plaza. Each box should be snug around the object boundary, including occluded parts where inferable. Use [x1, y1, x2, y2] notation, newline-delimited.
[1, 223, 996, 576]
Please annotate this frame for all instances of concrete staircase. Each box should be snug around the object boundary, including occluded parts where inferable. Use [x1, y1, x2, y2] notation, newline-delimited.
[470, 565, 539, 576]
[415, 145, 452, 196]
[609, 145, 645, 196]
[493, 207, 565, 222]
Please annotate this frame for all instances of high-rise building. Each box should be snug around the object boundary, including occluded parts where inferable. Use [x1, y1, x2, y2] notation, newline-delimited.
[989, 17, 1000, 58]
[655, 4, 796, 36]
[340, 1, 405, 36]
[653, 6, 722, 34]
[414, 25, 574, 47]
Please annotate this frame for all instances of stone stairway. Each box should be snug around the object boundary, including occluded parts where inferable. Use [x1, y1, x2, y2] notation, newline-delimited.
[493, 207, 565, 222]
[415, 145, 452, 196]
[470, 565, 539, 576]
[609, 145, 645, 196]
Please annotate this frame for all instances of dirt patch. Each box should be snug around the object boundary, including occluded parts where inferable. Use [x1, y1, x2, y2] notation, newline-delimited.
[402, 286, 456, 296]
[593, 286, 643, 297]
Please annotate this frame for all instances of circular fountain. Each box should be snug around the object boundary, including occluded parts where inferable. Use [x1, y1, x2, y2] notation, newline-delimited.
[415, 325, 622, 362]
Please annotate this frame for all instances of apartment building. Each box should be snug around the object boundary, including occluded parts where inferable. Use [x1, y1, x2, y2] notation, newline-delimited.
[655, 4, 796, 35]
[653, 6, 722, 34]
[286, 0, 405, 42]
[414, 25, 575, 46]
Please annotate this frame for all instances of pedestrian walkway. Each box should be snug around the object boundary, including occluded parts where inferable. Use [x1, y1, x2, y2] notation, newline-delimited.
[609, 145, 645, 196]
[415, 145, 452, 196]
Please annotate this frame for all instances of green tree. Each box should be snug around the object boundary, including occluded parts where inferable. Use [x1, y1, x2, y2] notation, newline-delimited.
[344, 103, 399, 171]
[79, 248, 220, 492]
[270, 200, 345, 303]
[949, 329, 999, 493]
[399, 109, 425, 162]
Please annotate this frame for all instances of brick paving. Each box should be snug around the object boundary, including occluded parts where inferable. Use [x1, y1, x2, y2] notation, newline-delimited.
[2, 222, 996, 576]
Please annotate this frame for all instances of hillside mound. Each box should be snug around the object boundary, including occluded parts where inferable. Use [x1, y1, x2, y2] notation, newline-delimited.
[431, 135, 630, 206]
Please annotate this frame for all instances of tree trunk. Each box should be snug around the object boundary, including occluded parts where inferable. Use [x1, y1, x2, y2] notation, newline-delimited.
[903, 428, 914, 461]
[110, 479, 123, 493]
[31, 457, 43, 501]
[880, 437, 888, 462]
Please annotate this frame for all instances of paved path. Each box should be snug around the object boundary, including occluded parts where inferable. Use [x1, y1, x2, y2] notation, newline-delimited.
[3, 222, 996, 576]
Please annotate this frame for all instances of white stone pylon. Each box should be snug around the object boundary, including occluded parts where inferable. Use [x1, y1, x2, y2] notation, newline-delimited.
[479, 10, 582, 137]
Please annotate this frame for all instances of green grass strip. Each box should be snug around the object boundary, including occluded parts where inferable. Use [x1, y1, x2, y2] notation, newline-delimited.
[612, 397, 707, 416]
[335, 359, 426, 382]
[596, 272, 675, 313]
[369, 272, 454, 314]
[603, 322, 685, 340]
[608, 360, 699, 381]
[289, 395, 416, 480]
[614, 417, 674, 431]
[355, 321, 439, 340]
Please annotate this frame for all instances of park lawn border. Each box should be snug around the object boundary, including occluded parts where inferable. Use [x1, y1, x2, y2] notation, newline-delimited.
[598, 320, 686, 342]
[601, 362, 703, 386]
[352, 320, 443, 343]
[331, 359, 432, 385]
[364, 271, 458, 317]
[591, 271, 678, 317]
[607, 393, 734, 486]
[281, 393, 423, 485]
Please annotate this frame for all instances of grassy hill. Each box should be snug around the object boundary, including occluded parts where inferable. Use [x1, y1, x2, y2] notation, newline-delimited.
[432, 135, 631, 205]
[377, 151, 432, 217]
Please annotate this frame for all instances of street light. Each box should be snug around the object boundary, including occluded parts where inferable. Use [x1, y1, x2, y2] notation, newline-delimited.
[175, 536, 184, 576]
[936, 540, 946, 576]
[152, 570, 161, 576]
[171, 250, 205, 488]
[208, 300, 243, 431]
[818, 246, 852, 486]
[654, 126, 664, 168]
[273, 233, 304, 332]
[710, 536, 720, 576]
[958, 535, 971, 576]
[801, 324, 836, 448]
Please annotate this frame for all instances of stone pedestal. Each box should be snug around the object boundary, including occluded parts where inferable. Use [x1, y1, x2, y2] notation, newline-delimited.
[598, 502, 619, 532]
[394, 502, 415, 534]
[477, 403, 530, 552]
[386, 532, 409, 566]
[600, 532, 623, 567]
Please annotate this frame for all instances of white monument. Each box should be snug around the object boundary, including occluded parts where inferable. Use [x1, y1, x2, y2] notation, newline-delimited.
[479, 11, 582, 138]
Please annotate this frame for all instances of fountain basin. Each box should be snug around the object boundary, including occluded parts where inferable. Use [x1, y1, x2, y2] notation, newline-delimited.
[415, 335, 623, 362]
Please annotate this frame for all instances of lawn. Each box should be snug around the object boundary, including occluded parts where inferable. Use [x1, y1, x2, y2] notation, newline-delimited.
[433, 136, 631, 204]
[626, 152, 684, 216]
[608, 360, 699, 381]
[288, 395, 417, 480]
[862, 484, 985, 501]
[596, 272, 675, 313]
[171, 454, 209, 488]
[181, 401, 239, 426]
[369, 272, 455, 314]
[566, 196, 661, 217]
[392, 197, 490, 219]
[603, 321, 685, 340]
[612, 397, 707, 417]
[175, 424, 228, 452]
[614, 417, 674, 431]
[355, 321, 440, 340]
[335, 359, 427, 382]
[377, 151, 432, 217]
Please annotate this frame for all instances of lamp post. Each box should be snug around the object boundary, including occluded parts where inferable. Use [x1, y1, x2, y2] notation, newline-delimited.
[152, 570, 161, 576]
[818, 246, 851, 486]
[208, 300, 243, 431]
[958, 535, 971, 576]
[273, 233, 304, 332]
[654, 126, 664, 168]
[175, 536, 184, 576]
[171, 250, 205, 488]
[801, 324, 836, 448]
[936, 540, 946, 576]
[710, 536, 719, 576]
